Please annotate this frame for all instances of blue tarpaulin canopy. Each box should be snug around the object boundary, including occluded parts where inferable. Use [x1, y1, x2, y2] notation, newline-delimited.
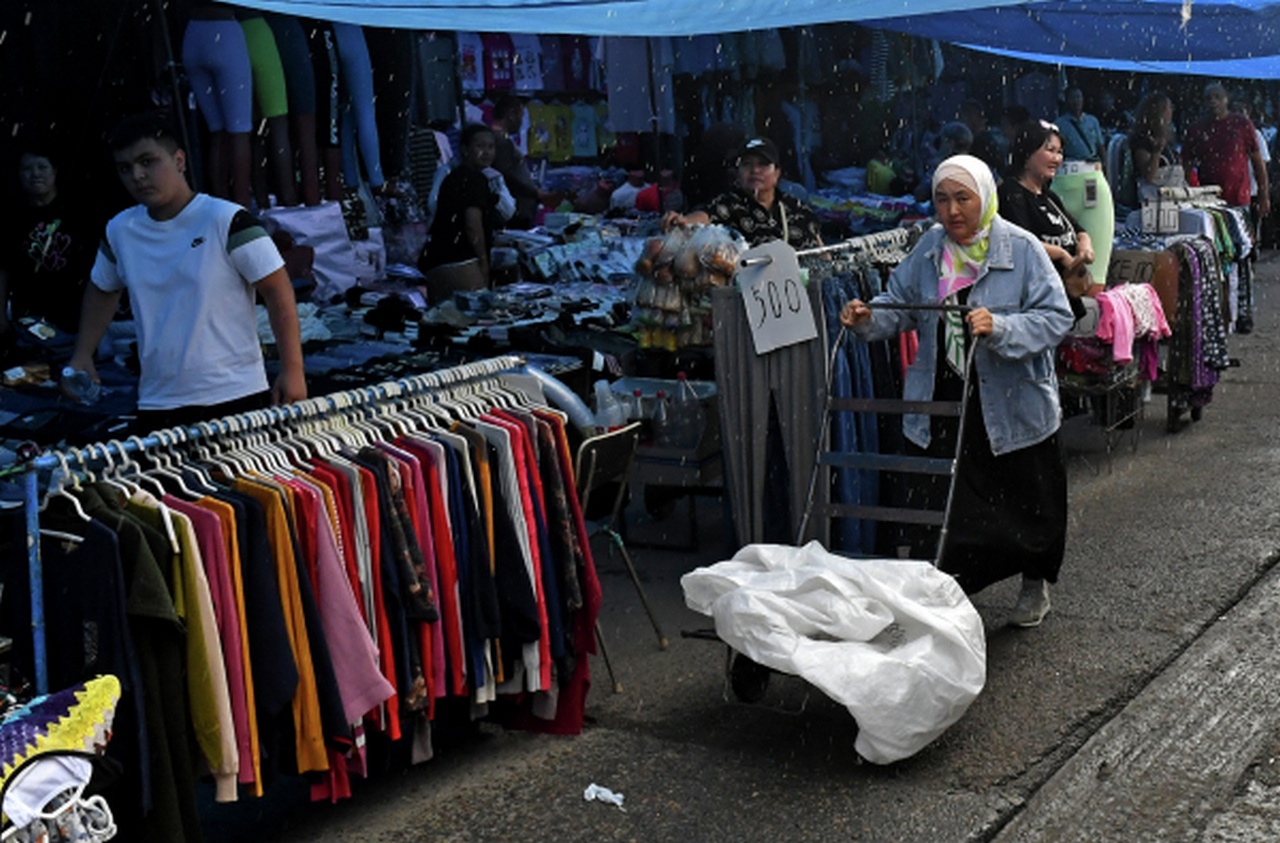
[221, 0, 1034, 36]
[956, 44, 1280, 79]
[223, 0, 1280, 75]
[872, 0, 1280, 77]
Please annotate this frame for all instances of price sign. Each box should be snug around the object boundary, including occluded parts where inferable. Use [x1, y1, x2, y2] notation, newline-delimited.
[736, 240, 818, 355]
[1107, 250, 1156, 285]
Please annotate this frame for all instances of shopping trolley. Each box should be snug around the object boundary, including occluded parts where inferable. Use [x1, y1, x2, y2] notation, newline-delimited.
[684, 302, 978, 704]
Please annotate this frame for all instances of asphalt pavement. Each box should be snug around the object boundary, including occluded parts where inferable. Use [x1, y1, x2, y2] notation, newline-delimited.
[212, 255, 1280, 843]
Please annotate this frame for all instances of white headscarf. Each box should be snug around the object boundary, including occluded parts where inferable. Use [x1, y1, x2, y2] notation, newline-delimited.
[932, 154, 999, 300]
[932, 155, 999, 375]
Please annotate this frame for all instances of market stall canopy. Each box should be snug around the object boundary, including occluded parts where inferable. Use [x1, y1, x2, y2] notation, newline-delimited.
[874, 0, 1280, 64]
[957, 43, 1280, 79]
[219, 0, 1036, 36]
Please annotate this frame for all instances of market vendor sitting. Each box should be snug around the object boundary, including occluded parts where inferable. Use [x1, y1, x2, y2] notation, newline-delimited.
[0, 139, 97, 355]
[418, 123, 504, 305]
[661, 137, 823, 249]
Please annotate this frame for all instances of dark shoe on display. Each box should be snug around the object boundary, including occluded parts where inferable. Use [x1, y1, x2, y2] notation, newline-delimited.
[1008, 577, 1051, 628]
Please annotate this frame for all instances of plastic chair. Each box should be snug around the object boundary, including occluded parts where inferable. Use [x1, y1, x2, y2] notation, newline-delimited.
[575, 423, 669, 693]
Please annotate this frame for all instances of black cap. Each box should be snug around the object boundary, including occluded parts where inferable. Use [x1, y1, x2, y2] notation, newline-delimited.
[738, 137, 779, 166]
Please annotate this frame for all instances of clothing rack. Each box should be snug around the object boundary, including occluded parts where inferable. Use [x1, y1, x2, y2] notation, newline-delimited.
[11, 354, 527, 696]
[796, 222, 928, 261]
[739, 223, 929, 268]
[1154, 185, 1223, 204]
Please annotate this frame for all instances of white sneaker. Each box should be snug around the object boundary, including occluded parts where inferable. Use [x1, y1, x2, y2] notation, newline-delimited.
[1008, 577, 1051, 628]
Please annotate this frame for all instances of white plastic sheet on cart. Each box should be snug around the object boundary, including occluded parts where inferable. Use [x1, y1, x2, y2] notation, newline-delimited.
[681, 542, 986, 764]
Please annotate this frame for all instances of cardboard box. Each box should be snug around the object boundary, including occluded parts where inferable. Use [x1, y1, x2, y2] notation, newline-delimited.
[1107, 249, 1180, 320]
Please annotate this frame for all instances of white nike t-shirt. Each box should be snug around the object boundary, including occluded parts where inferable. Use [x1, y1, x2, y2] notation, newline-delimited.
[92, 193, 284, 410]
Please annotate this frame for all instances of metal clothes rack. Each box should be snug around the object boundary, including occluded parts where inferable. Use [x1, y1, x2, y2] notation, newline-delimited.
[6, 354, 526, 696]
[795, 222, 928, 262]
[1154, 185, 1223, 204]
[739, 222, 929, 269]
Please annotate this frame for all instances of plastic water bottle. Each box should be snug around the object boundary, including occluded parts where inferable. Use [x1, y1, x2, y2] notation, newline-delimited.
[592, 379, 626, 431]
[670, 371, 706, 449]
[628, 388, 652, 442]
[652, 390, 673, 447]
[61, 367, 101, 405]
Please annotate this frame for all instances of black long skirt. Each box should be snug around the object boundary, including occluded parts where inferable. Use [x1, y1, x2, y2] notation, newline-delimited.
[900, 352, 1067, 595]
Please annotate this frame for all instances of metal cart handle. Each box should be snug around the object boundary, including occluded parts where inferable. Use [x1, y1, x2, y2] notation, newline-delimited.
[869, 302, 974, 314]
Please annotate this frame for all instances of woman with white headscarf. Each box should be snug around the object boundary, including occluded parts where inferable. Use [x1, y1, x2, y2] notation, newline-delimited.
[840, 155, 1074, 628]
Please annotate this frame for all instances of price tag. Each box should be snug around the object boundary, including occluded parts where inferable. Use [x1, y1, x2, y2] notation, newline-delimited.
[736, 240, 817, 355]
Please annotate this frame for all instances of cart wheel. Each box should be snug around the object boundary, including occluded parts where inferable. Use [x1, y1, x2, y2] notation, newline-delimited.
[729, 653, 772, 703]
[644, 485, 679, 519]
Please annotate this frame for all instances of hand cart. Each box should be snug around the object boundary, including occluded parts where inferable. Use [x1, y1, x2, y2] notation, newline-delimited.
[684, 303, 978, 704]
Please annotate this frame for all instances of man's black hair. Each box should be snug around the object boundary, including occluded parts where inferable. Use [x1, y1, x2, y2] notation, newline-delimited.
[459, 122, 495, 148]
[106, 111, 183, 153]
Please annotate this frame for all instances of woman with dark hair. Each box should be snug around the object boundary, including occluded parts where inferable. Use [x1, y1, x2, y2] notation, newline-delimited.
[998, 119, 1093, 321]
[417, 123, 501, 304]
[1129, 91, 1183, 201]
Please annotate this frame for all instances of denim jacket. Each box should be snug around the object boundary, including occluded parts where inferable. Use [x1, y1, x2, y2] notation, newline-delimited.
[853, 217, 1073, 455]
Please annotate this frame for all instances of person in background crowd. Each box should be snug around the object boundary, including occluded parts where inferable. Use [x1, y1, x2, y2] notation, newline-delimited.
[418, 123, 503, 304]
[839, 154, 1073, 627]
[1056, 87, 1108, 170]
[1183, 82, 1269, 216]
[0, 139, 97, 348]
[999, 120, 1094, 322]
[489, 94, 559, 228]
[572, 172, 618, 215]
[635, 168, 684, 214]
[661, 137, 822, 249]
[1230, 96, 1272, 243]
[1129, 91, 1184, 202]
[1000, 105, 1032, 154]
[917, 121, 976, 201]
[1183, 82, 1270, 332]
[609, 168, 649, 211]
[937, 122, 974, 159]
[962, 99, 1009, 178]
[1097, 89, 1133, 134]
[64, 111, 305, 429]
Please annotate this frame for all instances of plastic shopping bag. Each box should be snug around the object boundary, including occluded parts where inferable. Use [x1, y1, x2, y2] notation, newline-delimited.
[681, 542, 986, 764]
[262, 202, 360, 302]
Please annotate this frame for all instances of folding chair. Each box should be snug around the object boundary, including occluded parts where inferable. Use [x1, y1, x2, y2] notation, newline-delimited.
[575, 422, 669, 692]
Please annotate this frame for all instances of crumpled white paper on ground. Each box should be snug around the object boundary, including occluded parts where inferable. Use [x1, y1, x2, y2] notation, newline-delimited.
[681, 542, 987, 764]
[583, 783, 625, 810]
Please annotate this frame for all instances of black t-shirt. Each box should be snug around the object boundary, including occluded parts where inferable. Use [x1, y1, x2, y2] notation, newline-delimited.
[1, 196, 96, 332]
[998, 179, 1087, 320]
[997, 179, 1083, 257]
[421, 165, 498, 271]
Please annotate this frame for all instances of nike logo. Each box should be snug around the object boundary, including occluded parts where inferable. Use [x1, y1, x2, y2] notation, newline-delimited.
[191, 237, 205, 248]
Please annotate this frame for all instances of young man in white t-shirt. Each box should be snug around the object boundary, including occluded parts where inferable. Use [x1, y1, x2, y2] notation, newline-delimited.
[64, 112, 305, 429]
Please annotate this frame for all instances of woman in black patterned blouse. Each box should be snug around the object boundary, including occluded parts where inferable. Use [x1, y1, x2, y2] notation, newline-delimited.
[662, 137, 822, 249]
